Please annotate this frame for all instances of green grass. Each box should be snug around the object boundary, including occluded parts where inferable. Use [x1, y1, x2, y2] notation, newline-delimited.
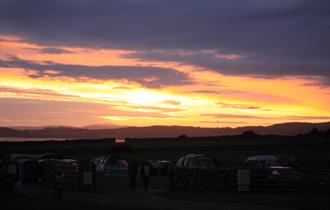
[158, 191, 330, 210]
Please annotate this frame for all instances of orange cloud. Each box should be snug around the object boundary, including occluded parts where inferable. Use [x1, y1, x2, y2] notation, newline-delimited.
[0, 36, 329, 127]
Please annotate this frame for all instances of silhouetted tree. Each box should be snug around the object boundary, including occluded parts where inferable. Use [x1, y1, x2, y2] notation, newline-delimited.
[178, 134, 188, 139]
[324, 129, 330, 138]
[306, 128, 321, 137]
[108, 145, 134, 154]
[241, 130, 259, 137]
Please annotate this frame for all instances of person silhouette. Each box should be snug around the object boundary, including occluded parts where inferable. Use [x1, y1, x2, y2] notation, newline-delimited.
[53, 172, 64, 198]
[128, 160, 138, 191]
[141, 162, 151, 191]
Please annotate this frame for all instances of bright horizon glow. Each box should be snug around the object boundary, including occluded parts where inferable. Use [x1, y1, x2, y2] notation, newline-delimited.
[0, 35, 329, 128]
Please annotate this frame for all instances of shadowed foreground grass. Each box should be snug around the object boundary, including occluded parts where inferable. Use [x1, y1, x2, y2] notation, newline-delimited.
[158, 191, 330, 210]
[96, 175, 169, 192]
[0, 193, 169, 210]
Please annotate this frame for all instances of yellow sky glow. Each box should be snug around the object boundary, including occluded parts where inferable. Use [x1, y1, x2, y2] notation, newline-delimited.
[0, 35, 329, 127]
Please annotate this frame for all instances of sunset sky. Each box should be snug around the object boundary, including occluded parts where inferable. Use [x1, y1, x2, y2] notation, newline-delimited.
[0, 0, 329, 128]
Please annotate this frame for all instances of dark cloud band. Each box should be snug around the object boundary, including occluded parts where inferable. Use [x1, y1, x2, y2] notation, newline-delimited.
[1, 0, 329, 78]
[1, 57, 190, 88]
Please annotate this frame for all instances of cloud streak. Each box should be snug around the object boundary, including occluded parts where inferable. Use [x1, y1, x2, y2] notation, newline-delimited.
[37, 47, 74, 54]
[0, 86, 79, 101]
[1, 57, 190, 88]
[124, 49, 330, 78]
[1, 0, 329, 78]
[204, 113, 330, 121]
[217, 102, 260, 110]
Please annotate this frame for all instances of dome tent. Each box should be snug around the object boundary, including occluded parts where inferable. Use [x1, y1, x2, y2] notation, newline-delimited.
[148, 160, 171, 175]
[38, 158, 79, 183]
[246, 155, 280, 162]
[7, 154, 40, 183]
[39, 153, 65, 160]
[18, 159, 40, 183]
[8, 154, 39, 162]
[245, 155, 293, 167]
[176, 154, 218, 170]
[91, 155, 128, 176]
[173, 154, 224, 191]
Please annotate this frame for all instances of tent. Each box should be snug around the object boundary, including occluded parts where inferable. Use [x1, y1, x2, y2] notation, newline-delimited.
[39, 153, 65, 160]
[176, 154, 217, 170]
[91, 155, 128, 176]
[6, 154, 40, 183]
[8, 154, 39, 162]
[246, 155, 279, 161]
[269, 166, 301, 179]
[0, 157, 17, 192]
[18, 159, 40, 183]
[149, 160, 171, 175]
[38, 158, 79, 182]
[245, 155, 293, 167]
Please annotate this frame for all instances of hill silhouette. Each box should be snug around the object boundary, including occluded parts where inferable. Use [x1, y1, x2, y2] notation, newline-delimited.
[0, 122, 329, 140]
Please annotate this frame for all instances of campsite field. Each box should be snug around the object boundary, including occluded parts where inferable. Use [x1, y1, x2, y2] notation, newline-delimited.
[1, 136, 329, 210]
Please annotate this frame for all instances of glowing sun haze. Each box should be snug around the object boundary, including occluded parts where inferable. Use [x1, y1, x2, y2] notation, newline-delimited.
[0, 0, 329, 127]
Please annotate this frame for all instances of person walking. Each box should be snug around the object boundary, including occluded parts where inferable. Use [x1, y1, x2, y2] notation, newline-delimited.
[53, 172, 64, 198]
[167, 163, 176, 190]
[141, 162, 151, 191]
[128, 160, 138, 191]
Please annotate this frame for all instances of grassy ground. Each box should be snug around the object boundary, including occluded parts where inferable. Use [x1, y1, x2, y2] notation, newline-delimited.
[0, 192, 170, 210]
[2, 185, 329, 210]
[96, 175, 169, 192]
[1, 137, 329, 209]
[158, 191, 330, 210]
[1, 136, 329, 161]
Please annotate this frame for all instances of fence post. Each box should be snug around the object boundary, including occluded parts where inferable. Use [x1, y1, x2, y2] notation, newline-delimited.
[79, 162, 96, 192]
[237, 169, 250, 192]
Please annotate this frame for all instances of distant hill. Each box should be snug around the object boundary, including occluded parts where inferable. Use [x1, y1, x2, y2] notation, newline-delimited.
[10, 123, 124, 130]
[81, 123, 124, 129]
[0, 122, 329, 140]
[11, 125, 74, 130]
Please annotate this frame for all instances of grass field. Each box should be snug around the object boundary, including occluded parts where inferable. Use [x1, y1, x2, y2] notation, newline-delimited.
[0, 193, 170, 210]
[96, 175, 169, 192]
[1, 136, 329, 161]
[158, 191, 330, 210]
